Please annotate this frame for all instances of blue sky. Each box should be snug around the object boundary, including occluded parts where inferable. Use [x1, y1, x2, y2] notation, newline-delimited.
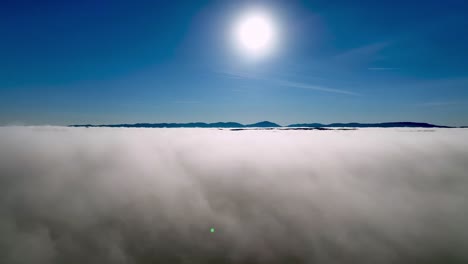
[1, 0, 467, 126]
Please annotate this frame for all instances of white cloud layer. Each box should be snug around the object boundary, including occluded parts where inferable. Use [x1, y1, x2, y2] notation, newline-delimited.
[0, 127, 468, 264]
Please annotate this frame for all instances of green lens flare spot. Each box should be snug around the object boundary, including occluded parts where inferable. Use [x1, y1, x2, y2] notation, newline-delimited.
[210, 228, 215, 233]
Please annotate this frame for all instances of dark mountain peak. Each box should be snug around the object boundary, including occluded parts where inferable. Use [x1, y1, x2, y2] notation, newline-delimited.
[209, 122, 244, 128]
[245, 121, 281, 127]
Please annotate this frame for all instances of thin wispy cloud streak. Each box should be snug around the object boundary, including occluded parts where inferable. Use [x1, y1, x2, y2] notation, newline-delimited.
[273, 79, 359, 95]
[0, 127, 467, 264]
[331, 42, 390, 63]
[218, 70, 359, 95]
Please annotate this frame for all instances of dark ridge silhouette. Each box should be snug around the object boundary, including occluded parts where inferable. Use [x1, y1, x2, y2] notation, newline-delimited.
[70, 121, 281, 128]
[230, 127, 349, 131]
[70, 121, 451, 128]
[288, 122, 452, 128]
[245, 121, 281, 127]
[70, 122, 251, 128]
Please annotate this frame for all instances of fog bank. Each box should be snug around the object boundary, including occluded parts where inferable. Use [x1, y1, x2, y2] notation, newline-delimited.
[1, 127, 468, 264]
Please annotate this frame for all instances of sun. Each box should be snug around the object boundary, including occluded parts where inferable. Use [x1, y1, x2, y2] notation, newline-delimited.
[233, 10, 277, 58]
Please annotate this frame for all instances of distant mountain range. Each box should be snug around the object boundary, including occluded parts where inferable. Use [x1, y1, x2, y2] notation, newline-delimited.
[70, 121, 454, 128]
[287, 122, 452, 128]
[70, 121, 280, 128]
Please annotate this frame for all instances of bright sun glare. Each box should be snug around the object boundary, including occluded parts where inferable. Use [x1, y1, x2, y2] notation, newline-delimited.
[233, 10, 277, 58]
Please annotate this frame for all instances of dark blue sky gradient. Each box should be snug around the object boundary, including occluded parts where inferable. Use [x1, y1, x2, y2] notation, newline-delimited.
[1, 0, 467, 125]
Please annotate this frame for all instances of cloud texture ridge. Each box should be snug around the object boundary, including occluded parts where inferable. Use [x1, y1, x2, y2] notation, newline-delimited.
[1, 127, 468, 264]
